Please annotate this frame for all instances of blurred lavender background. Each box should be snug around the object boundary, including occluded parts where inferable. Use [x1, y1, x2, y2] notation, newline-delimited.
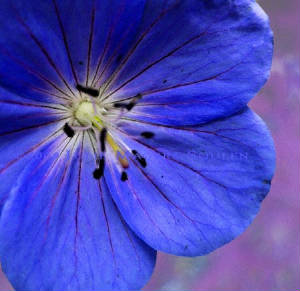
[0, 0, 299, 290]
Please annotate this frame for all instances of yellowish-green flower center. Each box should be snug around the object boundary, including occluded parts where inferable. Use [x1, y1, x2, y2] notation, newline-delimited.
[72, 99, 129, 169]
[74, 101, 97, 126]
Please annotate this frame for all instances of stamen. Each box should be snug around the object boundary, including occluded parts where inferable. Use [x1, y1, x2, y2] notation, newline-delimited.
[99, 156, 105, 170]
[93, 168, 102, 179]
[113, 103, 129, 110]
[116, 151, 129, 169]
[113, 93, 142, 111]
[93, 116, 104, 128]
[105, 133, 129, 169]
[100, 128, 107, 152]
[121, 171, 128, 181]
[63, 123, 75, 137]
[93, 157, 105, 179]
[72, 125, 91, 131]
[76, 84, 99, 97]
[74, 100, 133, 171]
[132, 150, 147, 168]
[137, 157, 147, 168]
[141, 131, 154, 139]
[92, 120, 129, 169]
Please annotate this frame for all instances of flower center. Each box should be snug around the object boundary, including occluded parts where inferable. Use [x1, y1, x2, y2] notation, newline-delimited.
[74, 101, 97, 126]
[62, 85, 154, 181]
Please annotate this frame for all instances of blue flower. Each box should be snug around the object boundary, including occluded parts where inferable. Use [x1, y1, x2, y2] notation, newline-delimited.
[0, 0, 274, 290]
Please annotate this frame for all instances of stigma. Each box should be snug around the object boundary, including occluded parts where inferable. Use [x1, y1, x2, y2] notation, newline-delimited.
[74, 100, 97, 126]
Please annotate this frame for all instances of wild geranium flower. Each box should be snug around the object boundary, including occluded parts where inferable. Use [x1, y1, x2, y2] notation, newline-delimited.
[0, 0, 274, 290]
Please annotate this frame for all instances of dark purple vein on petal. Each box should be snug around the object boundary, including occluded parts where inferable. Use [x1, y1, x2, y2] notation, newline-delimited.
[138, 62, 240, 98]
[45, 138, 77, 240]
[16, 112, 66, 122]
[115, 127, 231, 190]
[135, 101, 209, 107]
[17, 135, 82, 288]
[125, 139, 230, 223]
[120, 115, 233, 132]
[0, 126, 64, 175]
[90, 23, 114, 87]
[59, 134, 79, 160]
[132, 133, 255, 224]
[0, 46, 73, 101]
[129, 156, 215, 249]
[106, 158, 175, 244]
[0, 99, 66, 111]
[102, 176, 143, 270]
[0, 134, 65, 208]
[99, 3, 176, 95]
[98, 180, 117, 269]
[0, 136, 67, 208]
[12, 6, 76, 97]
[75, 133, 84, 243]
[31, 88, 71, 103]
[52, 0, 80, 90]
[131, 94, 237, 107]
[0, 118, 66, 138]
[23, 135, 69, 212]
[103, 9, 238, 102]
[117, 127, 240, 225]
[16, 77, 70, 103]
[90, 2, 126, 87]
[120, 117, 253, 149]
[67, 134, 93, 287]
[108, 63, 240, 106]
[102, 30, 209, 101]
[31, 136, 68, 179]
[87, 131, 97, 161]
[93, 21, 136, 87]
[86, 3, 96, 86]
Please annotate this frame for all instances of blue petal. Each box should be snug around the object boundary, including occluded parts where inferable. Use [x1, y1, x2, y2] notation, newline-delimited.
[0, 0, 146, 102]
[0, 87, 63, 135]
[0, 88, 64, 213]
[0, 135, 156, 291]
[0, 0, 272, 124]
[105, 108, 275, 256]
[102, 0, 273, 126]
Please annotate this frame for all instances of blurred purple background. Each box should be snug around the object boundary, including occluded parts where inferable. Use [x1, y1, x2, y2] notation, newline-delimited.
[1, 0, 299, 290]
